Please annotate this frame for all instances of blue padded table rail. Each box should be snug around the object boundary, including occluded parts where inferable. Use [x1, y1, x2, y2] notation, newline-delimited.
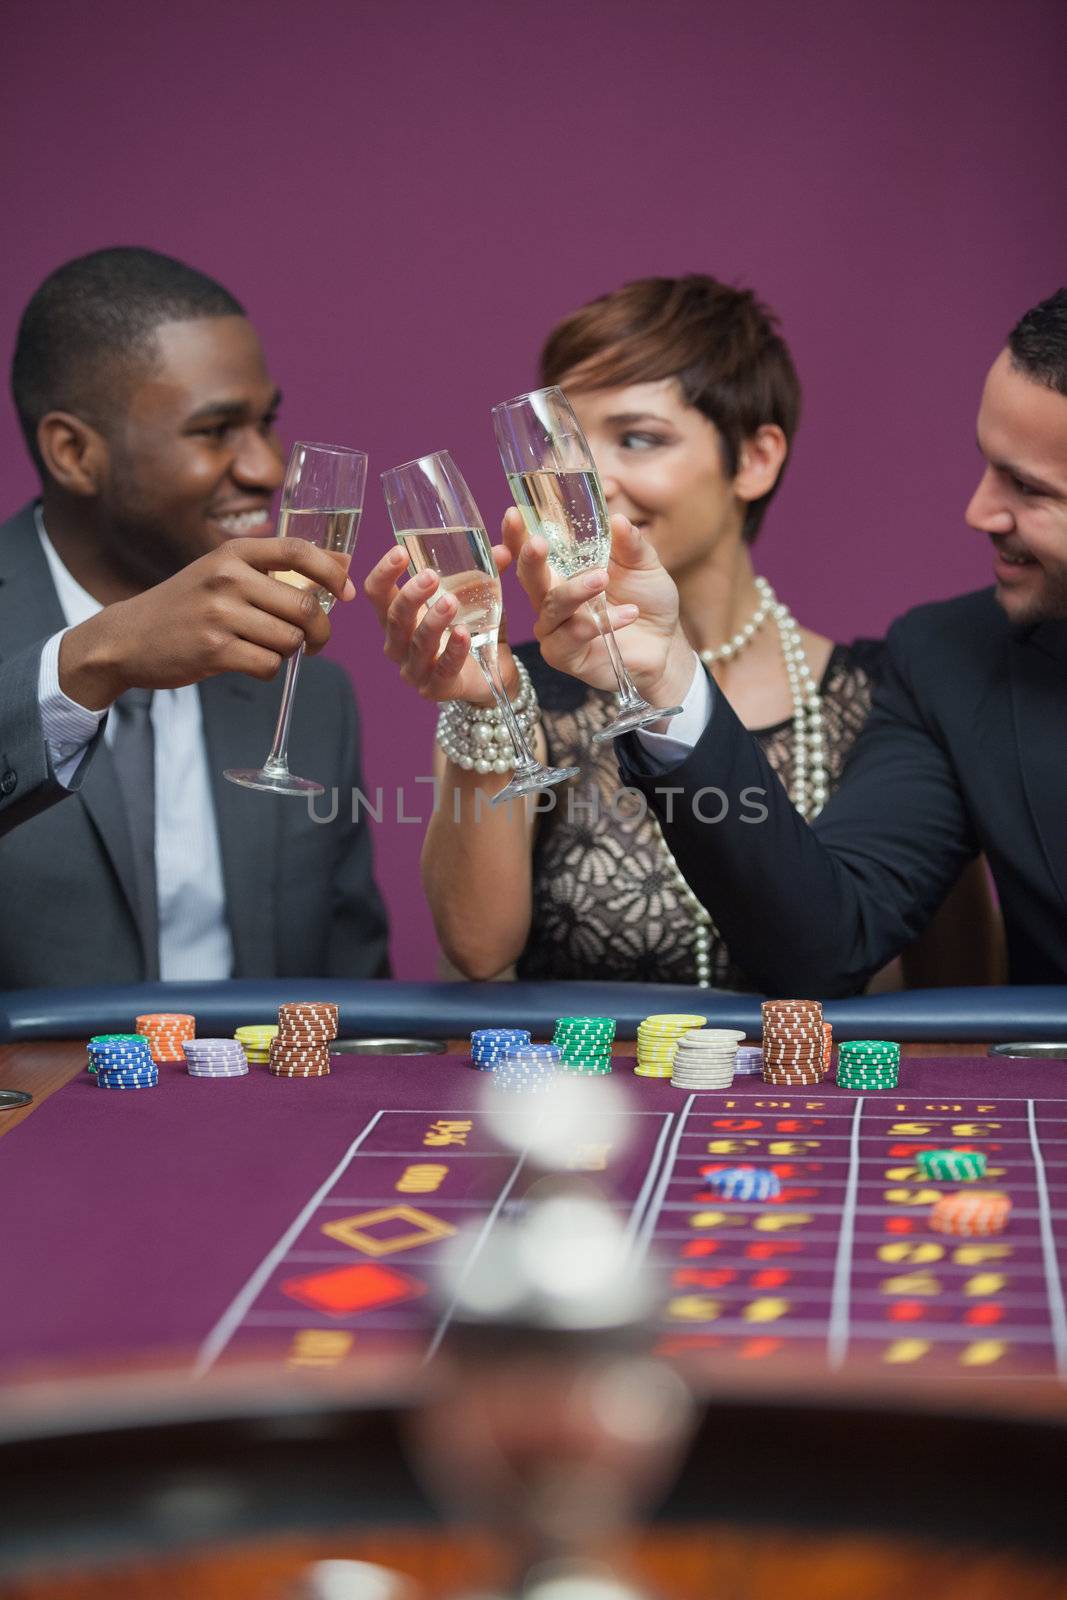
[2, 979, 1067, 1043]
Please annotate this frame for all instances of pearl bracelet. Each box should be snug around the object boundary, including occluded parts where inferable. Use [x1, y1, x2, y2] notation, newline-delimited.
[436, 656, 541, 774]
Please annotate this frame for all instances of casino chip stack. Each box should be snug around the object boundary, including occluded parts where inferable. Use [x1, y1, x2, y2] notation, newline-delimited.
[87, 1033, 158, 1090]
[183, 1038, 249, 1078]
[761, 1000, 824, 1086]
[494, 1042, 560, 1094]
[470, 1028, 532, 1071]
[635, 1014, 707, 1079]
[835, 1040, 901, 1091]
[234, 1024, 278, 1065]
[551, 1016, 615, 1075]
[930, 1189, 1011, 1237]
[917, 1149, 988, 1182]
[822, 1021, 834, 1080]
[733, 1046, 764, 1078]
[670, 1028, 745, 1090]
[269, 1001, 338, 1078]
[135, 1012, 195, 1064]
[709, 1166, 782, 1201]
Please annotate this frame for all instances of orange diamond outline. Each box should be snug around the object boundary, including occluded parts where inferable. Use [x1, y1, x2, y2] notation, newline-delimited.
[321, 1204, 457, 1256]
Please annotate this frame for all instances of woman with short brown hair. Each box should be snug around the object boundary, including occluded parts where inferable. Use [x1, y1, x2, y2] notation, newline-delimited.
[366, 274, 994, 987]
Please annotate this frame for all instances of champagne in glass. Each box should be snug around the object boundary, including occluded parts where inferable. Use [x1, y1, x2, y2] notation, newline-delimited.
[224, 441, 366, 796]
[275, 508, 359, 611]
[395, 525, 503, 646]
[505, 467, 610, 577]
[493, 387, 683, 742]
[382, 450, 579, 806]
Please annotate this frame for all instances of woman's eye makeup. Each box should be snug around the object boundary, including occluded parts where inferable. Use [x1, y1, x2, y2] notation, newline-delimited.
[619, 430, 670, 450]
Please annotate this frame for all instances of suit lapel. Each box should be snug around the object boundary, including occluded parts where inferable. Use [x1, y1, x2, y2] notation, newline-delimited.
[198, 674, 281, 977]
[1010, 626, 1067, 911]
[0, 504, 148, 958]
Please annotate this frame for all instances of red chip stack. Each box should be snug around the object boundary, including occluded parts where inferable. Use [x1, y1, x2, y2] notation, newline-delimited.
[268, 1001, 339, 1078]
[760, 999, 825, 1087]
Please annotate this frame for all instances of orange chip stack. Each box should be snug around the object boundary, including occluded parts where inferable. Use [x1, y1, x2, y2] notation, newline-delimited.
[929, 1190, 1012, 1237]
[135, 1012, 195, 1063]
[269, 1001, 339, 1078]
[761, 999, 824, 1087]
[821, 1020, 833, 1080]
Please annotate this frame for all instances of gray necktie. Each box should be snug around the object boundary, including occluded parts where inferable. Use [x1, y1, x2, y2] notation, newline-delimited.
[110, 688, 160, 980]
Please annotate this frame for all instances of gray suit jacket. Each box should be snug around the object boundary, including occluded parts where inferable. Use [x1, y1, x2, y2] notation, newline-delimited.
[0, 503, 390, 986]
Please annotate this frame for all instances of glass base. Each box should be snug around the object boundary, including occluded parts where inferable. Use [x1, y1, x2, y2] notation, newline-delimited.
[490, 762, 580, 807]
[591, 702, 685, 743]
[224, 766, 325, 797]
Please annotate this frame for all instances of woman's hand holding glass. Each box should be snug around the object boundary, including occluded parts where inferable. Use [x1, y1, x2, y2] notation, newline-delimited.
[503, 507, 698, 723]
[378, 451, 579, 805]
[364, 539, 518, 705]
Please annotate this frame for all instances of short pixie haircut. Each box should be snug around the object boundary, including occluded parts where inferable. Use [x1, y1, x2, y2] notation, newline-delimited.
[540, 274, 801, 542]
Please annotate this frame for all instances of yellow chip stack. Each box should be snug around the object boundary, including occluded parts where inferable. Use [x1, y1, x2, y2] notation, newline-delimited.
[634, 1013, 708, 1078]
[234, 1024, 279, 1065]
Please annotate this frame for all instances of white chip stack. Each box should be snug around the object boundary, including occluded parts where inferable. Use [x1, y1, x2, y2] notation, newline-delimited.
[670, 1027, 747, 1090]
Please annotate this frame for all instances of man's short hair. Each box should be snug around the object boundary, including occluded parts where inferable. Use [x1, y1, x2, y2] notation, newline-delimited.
[539, 274, 802, 542]
[1008, 289, 1067, 399]
[10, 246, 245, 475]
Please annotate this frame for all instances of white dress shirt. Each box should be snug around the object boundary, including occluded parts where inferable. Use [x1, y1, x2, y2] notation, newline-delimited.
[34, 509, 235, 980]
[634, 649, 714, 765]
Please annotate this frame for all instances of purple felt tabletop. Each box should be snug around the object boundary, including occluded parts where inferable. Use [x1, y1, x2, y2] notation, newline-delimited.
[3, 1052, 1067, 1387]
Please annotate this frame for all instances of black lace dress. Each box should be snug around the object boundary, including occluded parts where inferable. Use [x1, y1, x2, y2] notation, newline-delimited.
[514, 640, 884, 990]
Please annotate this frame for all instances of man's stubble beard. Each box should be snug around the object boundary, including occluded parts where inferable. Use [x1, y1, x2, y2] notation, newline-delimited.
[997, 567, 1067, 628]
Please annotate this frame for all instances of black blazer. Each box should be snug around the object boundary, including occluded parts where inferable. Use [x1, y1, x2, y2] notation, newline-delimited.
[618, 589, 1067, 996]
[0, 504, 390, 986]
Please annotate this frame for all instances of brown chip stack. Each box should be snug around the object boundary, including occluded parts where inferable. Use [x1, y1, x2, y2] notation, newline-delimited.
[760, 999, 824, 1087]
[268, 1001, 339, 1078]
[822, 1020, 833, 1080]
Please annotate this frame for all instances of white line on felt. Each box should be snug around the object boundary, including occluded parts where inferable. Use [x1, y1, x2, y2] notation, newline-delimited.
[1027, 1098, 1067, 1381]
[631, 1095, 697, 1263]
[827, 1097, 865, 1371]
[193, 1109, 386, 1378]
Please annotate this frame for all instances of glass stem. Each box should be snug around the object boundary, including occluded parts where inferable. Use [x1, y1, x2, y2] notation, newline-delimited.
[472, 641, 538, 772]
[262, 647, 305, 776]
[587, 590, 645, 709]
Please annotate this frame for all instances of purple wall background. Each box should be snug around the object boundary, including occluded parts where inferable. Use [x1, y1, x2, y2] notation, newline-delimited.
[2, 0, 1064, 978]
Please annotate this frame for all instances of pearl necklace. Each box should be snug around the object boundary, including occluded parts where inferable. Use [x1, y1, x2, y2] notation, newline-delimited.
[697, 575, 775, 664]
[652, 576, 829, 988]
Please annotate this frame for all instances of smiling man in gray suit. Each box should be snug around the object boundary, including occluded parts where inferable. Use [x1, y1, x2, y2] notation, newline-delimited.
[0, 247, 389, 987]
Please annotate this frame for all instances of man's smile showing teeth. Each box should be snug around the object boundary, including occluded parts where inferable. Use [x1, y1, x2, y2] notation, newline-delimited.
[213, 509, 271, 535]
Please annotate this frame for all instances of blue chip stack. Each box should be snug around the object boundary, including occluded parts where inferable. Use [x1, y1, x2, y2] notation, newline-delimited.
[493, 1043, 560, 1094]
[709, 1166, 781, 1201]
[87, 1033, 159, 1091]
[470, 1028, 532, 1071]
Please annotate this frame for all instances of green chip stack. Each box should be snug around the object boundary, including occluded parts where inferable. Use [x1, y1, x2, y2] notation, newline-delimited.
[551, 1015, 616, 1074]
[835, 1039, 901, 1091]
[916, 1148, 987, 1181]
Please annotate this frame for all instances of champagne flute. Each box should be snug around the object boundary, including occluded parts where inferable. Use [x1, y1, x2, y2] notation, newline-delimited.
[224, 440, 366, 796]
[492, 386, 683, 741]
[381, 450, 579, 806]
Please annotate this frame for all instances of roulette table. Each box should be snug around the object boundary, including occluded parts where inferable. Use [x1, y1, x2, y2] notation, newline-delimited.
[3, 978, 1067, 1597]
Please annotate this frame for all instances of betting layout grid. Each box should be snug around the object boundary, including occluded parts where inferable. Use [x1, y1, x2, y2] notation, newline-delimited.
[647, 1086, 1067, 1378]
[79, 1004, 1055, 1382]
[179, 1010, 1061, 1384]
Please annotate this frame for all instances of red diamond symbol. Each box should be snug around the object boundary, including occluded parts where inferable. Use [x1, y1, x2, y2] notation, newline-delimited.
[282, 1261, 427, 1317]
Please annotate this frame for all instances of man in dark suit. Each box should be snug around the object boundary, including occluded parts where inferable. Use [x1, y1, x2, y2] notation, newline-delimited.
[488, 288, 1067, 996]
[1, 247, 389, 986]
